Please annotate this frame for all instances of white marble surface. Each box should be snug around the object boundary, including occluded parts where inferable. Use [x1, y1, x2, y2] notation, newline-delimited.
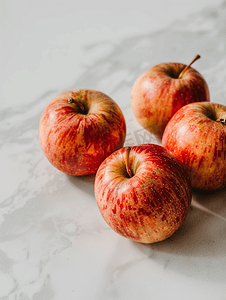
[1, 0, 226, 299]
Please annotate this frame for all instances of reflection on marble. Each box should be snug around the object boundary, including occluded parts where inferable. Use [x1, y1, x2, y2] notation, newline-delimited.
[1, 0, 226, 299]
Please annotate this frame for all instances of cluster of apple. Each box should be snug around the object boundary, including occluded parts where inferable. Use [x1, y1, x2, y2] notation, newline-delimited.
[39, 55, 226, 244]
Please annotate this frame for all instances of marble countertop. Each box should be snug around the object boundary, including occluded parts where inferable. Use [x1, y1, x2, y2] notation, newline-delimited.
[1, 0, 226, 299]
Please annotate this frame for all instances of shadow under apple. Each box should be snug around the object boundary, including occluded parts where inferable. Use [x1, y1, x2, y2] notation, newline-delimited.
[133, 186, 226, 283]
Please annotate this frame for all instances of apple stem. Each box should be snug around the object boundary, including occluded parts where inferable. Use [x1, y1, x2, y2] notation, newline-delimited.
[216, 118, 226, 125]
[68, 98, 86, 114]
[77, 102, 85, 113]
[68, 98, 75, 103]
[125, 147, 133, 178]
[178, 54, 201, 79]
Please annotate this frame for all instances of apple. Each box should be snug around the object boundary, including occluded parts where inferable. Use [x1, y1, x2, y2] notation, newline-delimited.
[39, 89, 126, 176]
[94, 144, 192, 244]
[131, 55, 210, 140]
[162, 102, 226, 190]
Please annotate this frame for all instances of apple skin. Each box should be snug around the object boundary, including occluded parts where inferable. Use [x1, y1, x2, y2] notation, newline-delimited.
[94, 144, 192, 244]
[162, 102, 226, 190]
[39, 89, 126, 176]
[131, 62, 210, 140]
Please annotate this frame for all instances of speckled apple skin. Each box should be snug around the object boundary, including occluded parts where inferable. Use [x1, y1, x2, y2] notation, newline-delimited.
[162, 102, 226, 190]
[131, 63, 210, 140]
[94, 144, 192, 244]
[39, 89, 126, 176]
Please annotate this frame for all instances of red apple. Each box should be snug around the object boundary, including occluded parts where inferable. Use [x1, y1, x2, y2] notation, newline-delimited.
[94, 144, 192, 244]
[162, 102, 226, 190]
[131, 55, 210, 140]
[39, 89, 126, 176]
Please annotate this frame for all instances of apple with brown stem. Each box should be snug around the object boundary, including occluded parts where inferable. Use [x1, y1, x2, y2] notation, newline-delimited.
[162, 102, 226, 190]
[94, 144, 192, 244]
[131, 55, 210, 140]
[39, 89, 126, 176]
